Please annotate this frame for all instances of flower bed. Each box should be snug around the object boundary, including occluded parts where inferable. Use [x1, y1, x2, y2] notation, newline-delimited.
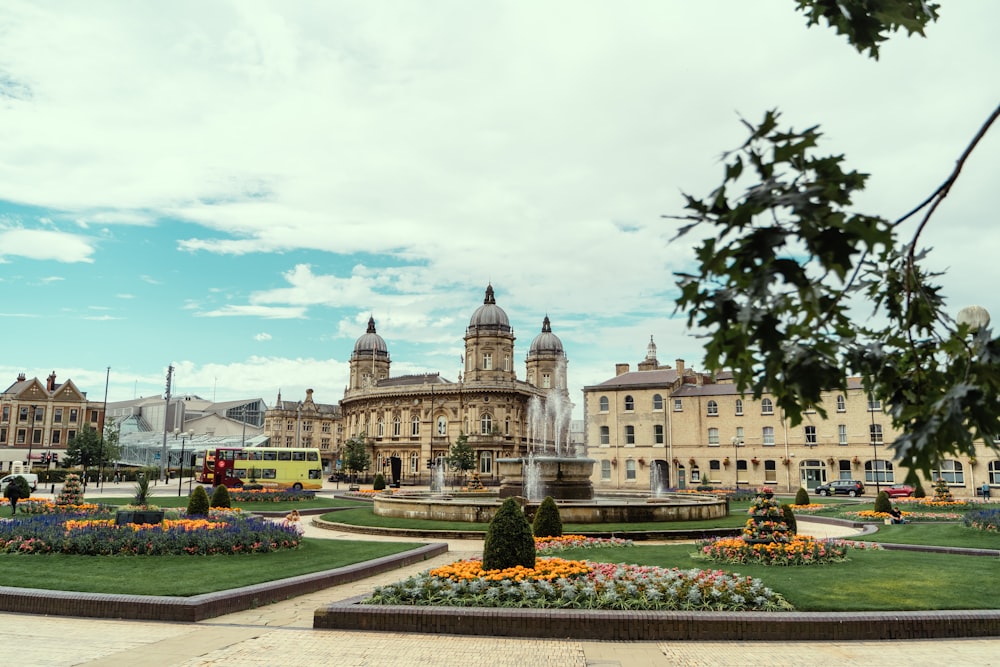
[226, 488, 316, 503]
[0, 512, 302, 555]
[534, 535, 632, 552]
[363, 558, 791, 611]
[845, 509, 964, 522]
[700, 535, 880, 566]
[964, 508, 1000, 532]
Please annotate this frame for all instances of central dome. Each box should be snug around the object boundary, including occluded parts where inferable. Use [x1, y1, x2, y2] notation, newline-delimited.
[468, 284, 511, 332]
[353, 316, 389, 358]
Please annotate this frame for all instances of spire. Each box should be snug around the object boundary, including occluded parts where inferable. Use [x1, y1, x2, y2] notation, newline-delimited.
[366, 315, 377, 334]
[541, 315, 551, 333]
[646, 335, 657, 361]
[484, 284, 495, 305]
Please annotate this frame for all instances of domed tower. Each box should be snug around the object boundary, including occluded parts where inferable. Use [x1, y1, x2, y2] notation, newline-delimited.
[526, 315, 567, 390]
[464, 284, 516, 383]
[349, 316, 390, 391]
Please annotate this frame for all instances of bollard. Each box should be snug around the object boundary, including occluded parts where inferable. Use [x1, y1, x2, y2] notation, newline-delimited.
[51, 484, 55, 494]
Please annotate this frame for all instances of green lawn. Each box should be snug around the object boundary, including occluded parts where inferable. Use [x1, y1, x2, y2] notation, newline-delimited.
[0, 538, 419, 596]
[557, 543, 1000, 611]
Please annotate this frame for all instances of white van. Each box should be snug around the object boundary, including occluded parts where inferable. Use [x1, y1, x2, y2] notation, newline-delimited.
[0, 474, 38, 492]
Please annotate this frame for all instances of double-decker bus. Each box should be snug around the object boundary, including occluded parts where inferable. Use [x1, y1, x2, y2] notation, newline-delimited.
[196, 447, 323, 489]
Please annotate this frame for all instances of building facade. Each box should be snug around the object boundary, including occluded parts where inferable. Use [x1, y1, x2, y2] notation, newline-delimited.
[262, 388, 342, 471]
[584, 338, 996, 498]
[0, 372, 105, 471]
[339, 284, 571, 484]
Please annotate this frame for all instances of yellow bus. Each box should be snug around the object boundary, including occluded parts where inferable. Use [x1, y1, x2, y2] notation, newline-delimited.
[198, 447, 323, 490]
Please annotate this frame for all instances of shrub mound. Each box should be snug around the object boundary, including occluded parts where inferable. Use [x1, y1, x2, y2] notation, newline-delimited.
[482, 497, 535, 571]
[210, 484, 232, 509]
[532, 496, 563, 538]
[187, 486, 211, 516]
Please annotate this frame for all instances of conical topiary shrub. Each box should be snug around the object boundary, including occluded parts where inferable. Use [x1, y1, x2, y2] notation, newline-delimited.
[532, 496, 563, 538]
[874, 490, 891, 514]
[483, 497, 536, 571]
[210, 483, 232, 509]
[780, 503, 797, 535]
[57, 473, 85, 506]
[932, 477, 953, 502]
[913, 478, 927, 498]
[373, 473, 386, 491]
[794, 487, 810, 506]
[187, 485, 211, 516]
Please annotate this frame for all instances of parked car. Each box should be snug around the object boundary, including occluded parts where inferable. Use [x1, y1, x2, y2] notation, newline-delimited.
[884, 483, 915, 498]
[815, 480, 865, 497]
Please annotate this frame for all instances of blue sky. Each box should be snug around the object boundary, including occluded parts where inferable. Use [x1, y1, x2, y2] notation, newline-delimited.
[1, 2, 997, 418]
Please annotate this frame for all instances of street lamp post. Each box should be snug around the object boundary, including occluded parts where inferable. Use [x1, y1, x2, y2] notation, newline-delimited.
[27, 404, 38, 470]
[730, 436, 742, 488]
[870, 394, 881, 495]
[177, 430, 193, 497]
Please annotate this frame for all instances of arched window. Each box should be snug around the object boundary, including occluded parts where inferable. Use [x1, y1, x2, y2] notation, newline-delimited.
[599, 396, 609, 412]
[988, 460, 1000, 485]
[625, 459, 637, 481]
[624, 395, 634, 411]
[505, 416, 511, 435]
[735, 399, 743, 416]
[933, 460, 964, 484]
[652, 394, 663, 410]
[392, 416, 401, 437]
[836, 395, 846, 412]
[707, 400, 718, 416]
[410, 451, 419, 473]
[761, 398, 774, 415]
[480, 413, 493, 435]
[377, 418, 384, 437]
[480, 450, 493, 474]
[411, 416, 420, 437]
[600, 426, 610, 445]
[437, 416, 447, 436]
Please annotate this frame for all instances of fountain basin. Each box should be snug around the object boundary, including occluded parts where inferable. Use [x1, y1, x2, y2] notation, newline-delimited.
[496, 455, 596, 500]
[372, 492, 727, 524]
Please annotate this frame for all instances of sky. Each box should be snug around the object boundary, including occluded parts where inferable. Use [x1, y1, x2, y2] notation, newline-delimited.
[1, 2, 997, 419]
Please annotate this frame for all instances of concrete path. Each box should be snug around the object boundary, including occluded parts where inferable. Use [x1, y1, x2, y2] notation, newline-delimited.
[4, 484, 997, 666]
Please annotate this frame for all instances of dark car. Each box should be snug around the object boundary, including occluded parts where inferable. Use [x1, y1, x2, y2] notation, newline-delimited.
[884, 483, 915, 498]
[815, 480, 865, 497]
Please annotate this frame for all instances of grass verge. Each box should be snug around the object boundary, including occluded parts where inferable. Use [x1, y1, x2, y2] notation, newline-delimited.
[0, 538, 420, 596]
[556, 543, 1000, 611]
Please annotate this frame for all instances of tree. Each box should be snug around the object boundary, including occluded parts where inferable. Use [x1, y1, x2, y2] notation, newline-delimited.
[342, 436, 370, 482]
[446, 433, 476, 484]
[3, 475, 33, 514]
[672, 2, 1000, 478]
[99, 420, 122, 472]
[66, 425, 102, 478]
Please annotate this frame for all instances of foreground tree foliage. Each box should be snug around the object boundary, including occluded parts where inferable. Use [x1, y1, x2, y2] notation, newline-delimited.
[672, 2, 1000, 478]
[483, 498, 535, 571]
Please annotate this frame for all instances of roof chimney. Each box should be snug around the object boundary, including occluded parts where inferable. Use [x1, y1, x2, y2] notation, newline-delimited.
[47, 371, 57, 391]
[675, 359, 685, 373]
[615, 363, 630, 376]
[16, 373, 25, 382]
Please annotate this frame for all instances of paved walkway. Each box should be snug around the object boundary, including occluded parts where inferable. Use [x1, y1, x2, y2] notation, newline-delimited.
[4, 484, 999, 665]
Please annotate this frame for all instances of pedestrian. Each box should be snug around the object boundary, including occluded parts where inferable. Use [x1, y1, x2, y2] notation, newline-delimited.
[888, 505, 905, 524]
[982, 482, 990, 499]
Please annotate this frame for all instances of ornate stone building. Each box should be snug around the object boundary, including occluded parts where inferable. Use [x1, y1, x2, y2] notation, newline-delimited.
[0, 372, 105, 471]
[262, 389, 342, 471]
[585, 338, 996, 498]
[339, 284, 571, 484]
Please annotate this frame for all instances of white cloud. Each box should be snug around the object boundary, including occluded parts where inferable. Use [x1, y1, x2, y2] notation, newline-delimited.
[254, 332, 272, 342]
[0, 229, 95, 263]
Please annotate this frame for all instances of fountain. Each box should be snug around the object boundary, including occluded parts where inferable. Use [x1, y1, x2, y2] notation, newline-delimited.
[372, 391, 726, 524]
